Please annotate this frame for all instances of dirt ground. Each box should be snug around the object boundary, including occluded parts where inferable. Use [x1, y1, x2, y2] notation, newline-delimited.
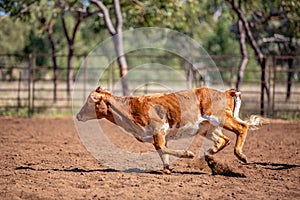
[0, 117, 299, 200]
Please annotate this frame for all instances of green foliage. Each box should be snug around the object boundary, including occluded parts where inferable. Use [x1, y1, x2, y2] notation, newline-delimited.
[122, 0, 203, 36]
[234, 0, 300, 56]
[0, 16, 30, 54]
[1, 0, 299, 82]
[204, 11, 239, 55]
[24, 29, 50, 66]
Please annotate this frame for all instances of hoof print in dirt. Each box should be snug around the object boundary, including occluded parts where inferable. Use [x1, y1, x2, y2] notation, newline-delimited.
[205, 155, 246, 178]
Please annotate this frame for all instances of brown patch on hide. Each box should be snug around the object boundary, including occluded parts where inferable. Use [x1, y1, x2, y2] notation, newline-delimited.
[194, 88, 212, 116]
[129, 97, 151, 127]
[148, 93, 182, 128]
[125, 93, 183, 128]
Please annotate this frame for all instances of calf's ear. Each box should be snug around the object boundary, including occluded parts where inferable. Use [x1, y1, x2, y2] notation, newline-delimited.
[90, 92, 104, 103]
[95, 86, 104, 92]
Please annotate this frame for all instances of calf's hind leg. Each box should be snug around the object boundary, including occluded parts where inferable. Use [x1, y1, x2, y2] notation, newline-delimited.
[199, 121, 231, 156]
[207, 127, 231, 155]
[223, 114, 249, 163]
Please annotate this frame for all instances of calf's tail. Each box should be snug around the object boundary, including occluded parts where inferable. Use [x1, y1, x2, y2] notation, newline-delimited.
[245, 115, 269, 130]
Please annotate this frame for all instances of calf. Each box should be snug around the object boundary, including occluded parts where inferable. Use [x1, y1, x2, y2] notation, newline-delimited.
[77, 86, 263, 172]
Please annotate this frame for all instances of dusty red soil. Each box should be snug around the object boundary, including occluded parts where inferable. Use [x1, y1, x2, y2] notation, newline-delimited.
[0, 117, 299, 199]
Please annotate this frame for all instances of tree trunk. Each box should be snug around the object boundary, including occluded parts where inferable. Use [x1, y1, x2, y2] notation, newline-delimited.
[228, 0, 270, 115]
[113, 0, 129, 96]
[90, 0, 129, 96]
[66, 42, 74, 101]
[260, 58, 266, 115]
[236, 19, 248, 90]
[113, 32, 129, 96]
[46, 15, 58, 103]
[117, 55, 129, 96]
[61, 11, 81, 101]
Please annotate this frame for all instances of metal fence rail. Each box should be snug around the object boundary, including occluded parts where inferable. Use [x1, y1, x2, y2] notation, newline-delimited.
[0, 54, 299, 119]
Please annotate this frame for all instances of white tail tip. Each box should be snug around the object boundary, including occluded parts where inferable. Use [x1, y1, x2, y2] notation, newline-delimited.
[247, 115, 269, 130]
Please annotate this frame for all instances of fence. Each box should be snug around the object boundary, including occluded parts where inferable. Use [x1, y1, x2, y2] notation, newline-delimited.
[0, 54, 299, 119]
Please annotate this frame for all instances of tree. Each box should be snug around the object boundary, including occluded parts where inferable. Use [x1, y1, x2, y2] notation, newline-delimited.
[1, 0, 101, 100]
[252, 0, 300, 101]
[226, 0, 300, 114]
[227, 0, 273, 114]
[60, 3, 83, 100]
[235, 2, 248, 90]
[90, 0, 129, 96]
[88, 0, 208, 95]
[1, 0, 61, 102]
[58, 0, 102, 100]
[40, 8, 59, 102]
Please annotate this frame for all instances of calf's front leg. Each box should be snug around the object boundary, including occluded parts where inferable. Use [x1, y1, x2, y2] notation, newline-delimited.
[153, 131, 195, 172]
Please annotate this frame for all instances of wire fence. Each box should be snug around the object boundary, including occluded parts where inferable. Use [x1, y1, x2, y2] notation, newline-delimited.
[0, 54, 299, 119]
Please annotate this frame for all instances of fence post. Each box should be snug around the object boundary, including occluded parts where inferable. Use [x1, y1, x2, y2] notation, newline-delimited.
[27, 54, 32, 117]
[271, 56, 276, 117]
[83, 55, 87, 100]
[32, 54, 36, 115]
[266, 56, 273, 116]
[17, 71, 22, 115]
[185, 61, 192, 89]
[112, 60, 116, 91]
[108, 57, 112, 91]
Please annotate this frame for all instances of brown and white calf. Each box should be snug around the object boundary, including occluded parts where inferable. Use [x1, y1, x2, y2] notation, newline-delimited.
[77, 86, 264, 172]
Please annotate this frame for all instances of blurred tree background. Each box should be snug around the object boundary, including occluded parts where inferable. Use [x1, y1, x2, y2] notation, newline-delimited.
[0, 0, 299, 92]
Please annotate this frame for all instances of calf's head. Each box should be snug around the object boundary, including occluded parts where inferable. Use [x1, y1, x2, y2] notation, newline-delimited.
[76, 89, 109, 122]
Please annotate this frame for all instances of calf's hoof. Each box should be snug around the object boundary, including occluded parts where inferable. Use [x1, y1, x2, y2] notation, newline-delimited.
[234, 150, 248, 163]
[162, 166, 175, 174]
[184, 150, 195, 158]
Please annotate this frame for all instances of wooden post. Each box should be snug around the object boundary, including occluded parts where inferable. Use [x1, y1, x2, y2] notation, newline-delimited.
[272, 56, 277, 117]
[112, 60, 116, 91]
[31, 54, 36, 116]
[27, 54, 32, 117]
[107, 57, 112, 90]
[187, 63, 193, 89]
[83, 55, 87, 101]
[17, 71, 22, 115]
